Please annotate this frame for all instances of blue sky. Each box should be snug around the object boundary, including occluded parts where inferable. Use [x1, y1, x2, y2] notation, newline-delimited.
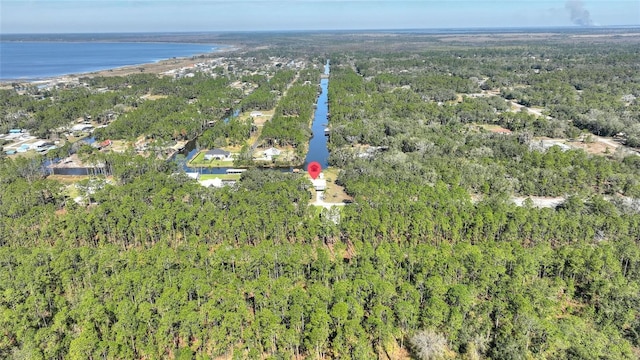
[1, 0, 638, 33]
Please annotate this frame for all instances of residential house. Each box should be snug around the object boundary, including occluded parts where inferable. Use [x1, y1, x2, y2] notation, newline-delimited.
[263, 147, 281, 159]
[311, 179, 327, 191]
[185, 172, 200, 180]
[71, 124, 94, 132]
[204, 149, 231, 161]
[98, 139, 112, 148]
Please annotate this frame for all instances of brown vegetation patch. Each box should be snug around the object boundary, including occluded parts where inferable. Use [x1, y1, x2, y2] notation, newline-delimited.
[140, 94, 168, 101]
[321, 167, 352, 204]
[109, 140, 131, 152]
[568, 140, 613, 155]
[476, 124, 511, 134]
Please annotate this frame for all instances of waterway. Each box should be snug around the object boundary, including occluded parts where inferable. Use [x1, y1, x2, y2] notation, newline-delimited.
[303, 60, 330, 169]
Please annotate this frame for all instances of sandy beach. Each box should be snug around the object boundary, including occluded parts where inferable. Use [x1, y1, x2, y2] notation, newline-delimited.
[82, 45, 240, 78]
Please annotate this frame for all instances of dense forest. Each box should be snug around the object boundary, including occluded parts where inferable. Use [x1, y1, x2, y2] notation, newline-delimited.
[1, 31, 640, 359]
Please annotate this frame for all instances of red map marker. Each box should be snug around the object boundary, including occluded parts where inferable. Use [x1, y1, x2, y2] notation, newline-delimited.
[307, 161, 322, 180]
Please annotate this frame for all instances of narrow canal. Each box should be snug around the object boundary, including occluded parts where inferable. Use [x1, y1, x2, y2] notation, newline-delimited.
[303, 60, 330, 169]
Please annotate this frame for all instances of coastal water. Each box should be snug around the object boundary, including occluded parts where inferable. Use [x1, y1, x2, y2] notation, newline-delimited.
[0, 41, 216, 80]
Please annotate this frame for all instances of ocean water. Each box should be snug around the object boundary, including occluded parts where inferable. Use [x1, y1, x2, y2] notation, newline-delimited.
[0, 41, 217, 80]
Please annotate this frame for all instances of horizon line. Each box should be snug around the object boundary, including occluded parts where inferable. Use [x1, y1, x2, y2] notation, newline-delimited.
[3, 24, 640, 36]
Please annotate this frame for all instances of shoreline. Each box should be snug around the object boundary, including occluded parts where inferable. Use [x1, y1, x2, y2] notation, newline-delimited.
[0, 44, 240, 85]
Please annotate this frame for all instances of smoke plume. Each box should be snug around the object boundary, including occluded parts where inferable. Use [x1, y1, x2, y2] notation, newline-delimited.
[565, 0, 593, 26]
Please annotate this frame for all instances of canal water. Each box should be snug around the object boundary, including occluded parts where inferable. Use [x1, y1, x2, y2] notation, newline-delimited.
[303, 60, 330, 169]
[304, 78, 329, 168]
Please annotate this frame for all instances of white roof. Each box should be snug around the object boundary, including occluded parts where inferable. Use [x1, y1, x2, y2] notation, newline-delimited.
[185, 172, 200, 180]
[71, 124, 93, 132]
[199, 178, 224, 188]
[31, 140, 46, 149]
[264, 147, 281, 156]
[311, 179, 327, 191]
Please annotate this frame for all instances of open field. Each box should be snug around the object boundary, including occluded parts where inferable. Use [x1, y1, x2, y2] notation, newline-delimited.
[475, 124, 512, 134]
[317, 167, 351, 204]
[564, 139, 614, 155]
[140, 94, 168, 101]
[46, 175, 93, 185]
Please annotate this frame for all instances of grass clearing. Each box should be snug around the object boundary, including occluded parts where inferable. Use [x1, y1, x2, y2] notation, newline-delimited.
[47, 175, 93, 185]
[562, 139, 613, 155]
[476, 124, 510, 132]
[199, 174, 241, 181]
[65, 184, 82, 200]
[320, 167, 352, 203]
[141, 94, 168, 100]
[110, 140, 130, 152]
